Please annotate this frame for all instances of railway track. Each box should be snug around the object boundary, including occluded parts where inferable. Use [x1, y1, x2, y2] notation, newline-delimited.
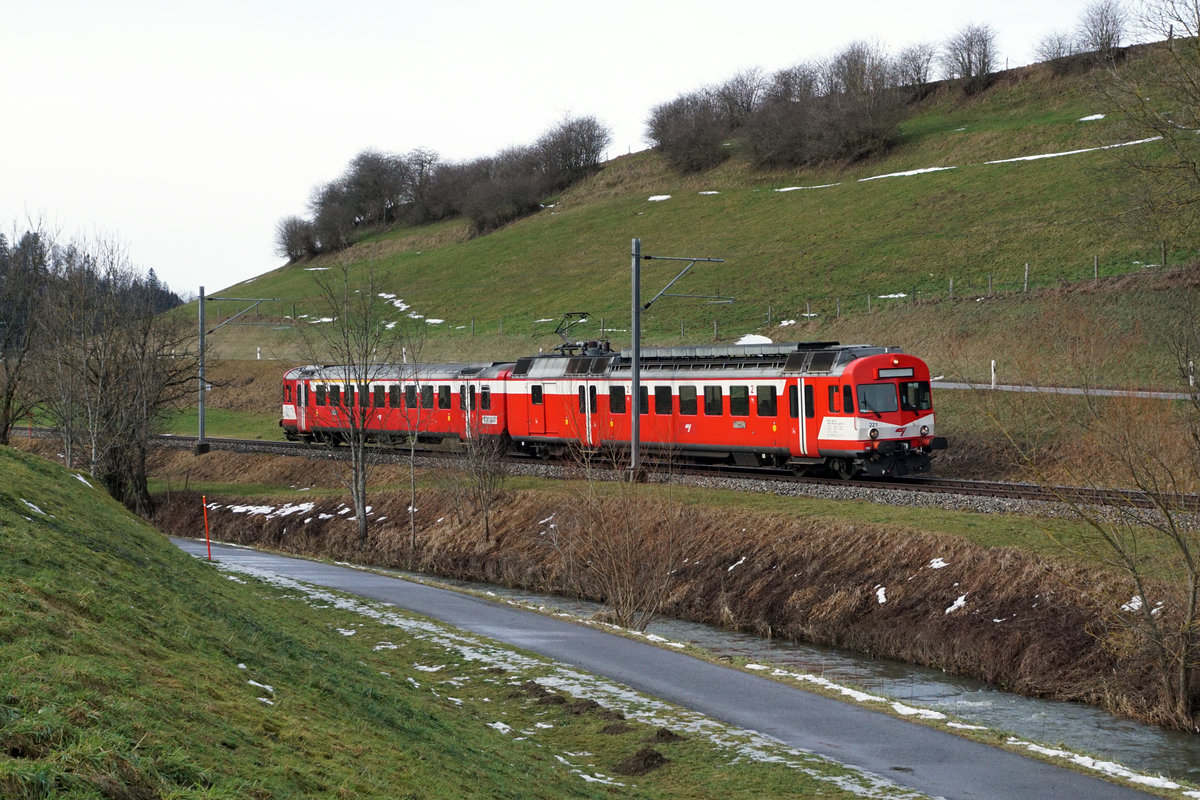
[153, 433, 1200, 512]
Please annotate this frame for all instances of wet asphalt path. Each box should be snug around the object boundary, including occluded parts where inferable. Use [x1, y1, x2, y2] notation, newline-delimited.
[172, 537, 1157, 800]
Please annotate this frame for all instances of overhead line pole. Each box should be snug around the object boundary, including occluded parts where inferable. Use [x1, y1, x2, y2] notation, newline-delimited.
[629, 239, 727, 478]
[196, 287, 278, 454]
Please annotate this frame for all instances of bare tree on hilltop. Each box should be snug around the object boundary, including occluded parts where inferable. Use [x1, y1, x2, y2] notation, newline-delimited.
[1077, 0, 1129, 58]
[941, 23, 998, 91]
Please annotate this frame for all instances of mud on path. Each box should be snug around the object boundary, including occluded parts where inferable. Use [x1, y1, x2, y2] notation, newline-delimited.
[149, 448, 1189, 731]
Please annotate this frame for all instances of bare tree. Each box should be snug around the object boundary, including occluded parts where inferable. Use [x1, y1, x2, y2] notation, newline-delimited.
[299, 262, 405, 541]
[713, 67, 765, 131]
[1077, 0, 1129, 57]
[1098, 0, 1200, 237]
[35, 234, 196, 513]
[941, 23, 999, 89]
[893, 41, 939, 90]
[1035, 29, 1077, 61]
[0, 223, 51, 445]
[535, 114, 612, 190]
[989, 294, 1200, 729]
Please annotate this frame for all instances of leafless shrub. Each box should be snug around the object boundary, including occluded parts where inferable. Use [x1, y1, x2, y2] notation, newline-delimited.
[274, 215, 317, 261]
[645, 90, 730, 173]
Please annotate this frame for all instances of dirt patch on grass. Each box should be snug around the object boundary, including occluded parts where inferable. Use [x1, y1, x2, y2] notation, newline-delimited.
[613, 746, 668, 776]
[150, 452, 1192, 730]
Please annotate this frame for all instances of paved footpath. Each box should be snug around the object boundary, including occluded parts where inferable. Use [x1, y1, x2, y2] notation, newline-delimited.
[173, 537, 1159, 800]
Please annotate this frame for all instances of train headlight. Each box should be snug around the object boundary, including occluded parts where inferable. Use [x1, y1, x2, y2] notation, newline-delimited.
[869, 428, 879, 440]
[920, 425, 929, 436]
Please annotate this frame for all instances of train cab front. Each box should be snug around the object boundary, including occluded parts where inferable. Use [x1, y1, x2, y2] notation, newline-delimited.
[832, 353, 947, 477]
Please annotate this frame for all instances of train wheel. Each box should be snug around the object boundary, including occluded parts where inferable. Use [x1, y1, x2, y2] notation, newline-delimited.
[832, 458, 855, 480]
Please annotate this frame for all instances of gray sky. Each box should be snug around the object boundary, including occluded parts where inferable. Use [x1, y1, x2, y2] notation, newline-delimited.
[4, 0, 1095, 295]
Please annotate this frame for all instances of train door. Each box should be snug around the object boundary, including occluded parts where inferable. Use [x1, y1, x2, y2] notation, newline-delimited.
[529, 382, 547, 434]
[298, 382, 307, 431]
[576, 383, 596, 446]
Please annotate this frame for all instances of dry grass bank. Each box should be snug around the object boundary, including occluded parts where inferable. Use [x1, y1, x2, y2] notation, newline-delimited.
[149, 449, 1192, 730]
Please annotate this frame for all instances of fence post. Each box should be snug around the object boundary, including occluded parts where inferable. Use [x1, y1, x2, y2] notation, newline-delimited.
[991, 360, 997, 389]
[1094, 254, 1099, 282]
[988, 274, 993, 296]
[867, 294, 872, 314]
[836, 298, 841, 318]
[1024, 263, 1029, 292]
[1162, 240, 1167, 268]
[806, 299, 811, 317]
[949, 277, 954, 298]
[767, 305, 772, 325]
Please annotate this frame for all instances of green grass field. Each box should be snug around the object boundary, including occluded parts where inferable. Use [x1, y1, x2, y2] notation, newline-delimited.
[2, 445, 929, 798]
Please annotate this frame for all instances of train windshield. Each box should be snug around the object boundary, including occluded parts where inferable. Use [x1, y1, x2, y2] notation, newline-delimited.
[899, 381, 932, 411]
[857, 383, 898, 415]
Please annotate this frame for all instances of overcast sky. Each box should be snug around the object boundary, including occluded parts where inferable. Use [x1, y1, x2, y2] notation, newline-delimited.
[4, 0, 1098, 295]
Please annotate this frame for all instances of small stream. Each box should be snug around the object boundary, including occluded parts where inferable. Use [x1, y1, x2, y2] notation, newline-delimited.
[409, 572, 1199, 783]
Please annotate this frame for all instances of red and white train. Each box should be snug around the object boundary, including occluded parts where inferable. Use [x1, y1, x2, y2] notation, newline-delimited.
[280, 340, 946, 477]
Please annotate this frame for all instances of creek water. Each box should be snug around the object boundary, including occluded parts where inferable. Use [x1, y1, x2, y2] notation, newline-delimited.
[412, 572, 1199, 783]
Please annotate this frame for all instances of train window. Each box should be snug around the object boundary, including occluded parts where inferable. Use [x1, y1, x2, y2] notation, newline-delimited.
[788, 385, 798, 418]
[843, 385, 854, 414]
[730, 386, 750, 416]
[679, 386, 697, 416]
[757, 386, 777, 417]
[639, 386, 649, 415]
[330, 385, 342, 406]
[421, 386, 434, 409]
[531, 385, 543, 405]
[900, 381, 932, 411]
[804, 384, 814, 419]
[480, 386, 491, 410]
[828, 386, 839, 413]
[590, 386, 598, 413]
[704, 386, 723, 416]
[460, 387, 468, 410]
[578, 386, 586, 413]
[610, 386, 626, 414]
[858, 383, 899, 414]
[316, 385, 327, 407]
[405, 385, 417, 408]
[389, 385, 400, 408]
[654, 386, 672, 415]
[284, 385, 291, 403]
[469, 385, 478, 411]
[360, 385, 371, 408]
[438, 385, 451, 409]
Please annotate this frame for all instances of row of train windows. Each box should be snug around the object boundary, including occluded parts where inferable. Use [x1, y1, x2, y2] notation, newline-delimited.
[304, 384, 492, 411]
[556, 384, 818, 419]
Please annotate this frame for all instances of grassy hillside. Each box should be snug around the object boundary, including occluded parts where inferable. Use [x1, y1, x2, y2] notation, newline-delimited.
[197, 50, 1193, 388]
[0, 446, 895, 798]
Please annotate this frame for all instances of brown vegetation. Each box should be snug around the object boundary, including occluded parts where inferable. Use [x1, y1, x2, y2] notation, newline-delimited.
[149, 450, 1196, 731]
